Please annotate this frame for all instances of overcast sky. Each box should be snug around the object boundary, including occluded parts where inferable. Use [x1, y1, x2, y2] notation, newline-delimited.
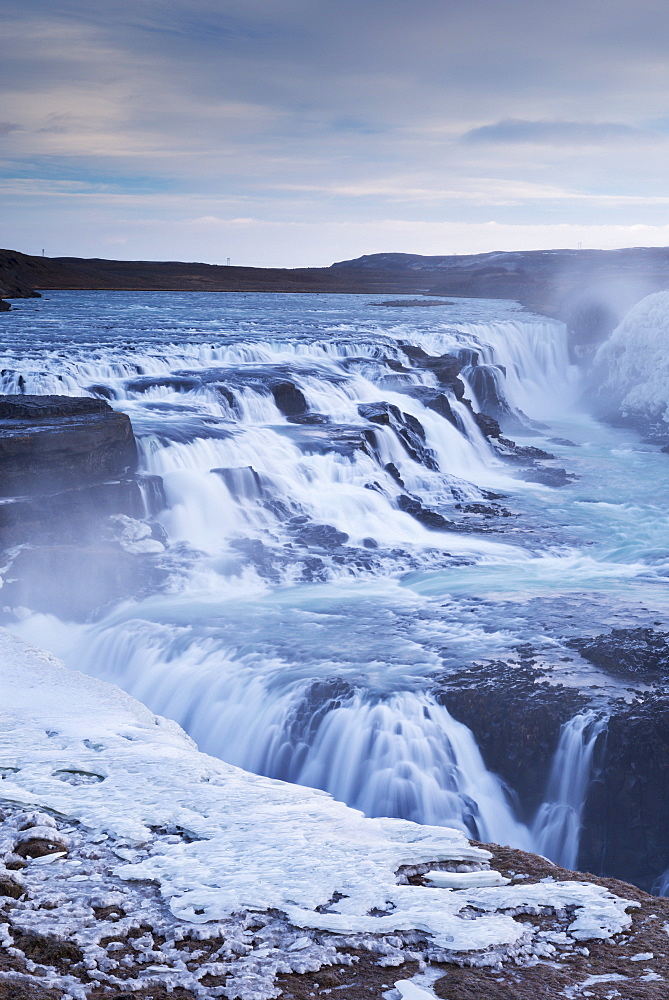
[3, 0, 669, 266]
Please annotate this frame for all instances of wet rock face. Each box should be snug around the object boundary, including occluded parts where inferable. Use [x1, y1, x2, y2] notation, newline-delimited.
[0, 396, 110, 420]
[397, 494, 452, 530]
[463, 364, 512, 421]
[474, 412, 502, 438]
[434, 660, 583, 820]
[567, 628, 669, 681]
[435, 642, 669, 893]
[581, 697, 669, 892]
[271, 380, 308, 416]
[399, 345, 466, 399]
[0, 476, 162, 548]
[0, 394, 137, 495]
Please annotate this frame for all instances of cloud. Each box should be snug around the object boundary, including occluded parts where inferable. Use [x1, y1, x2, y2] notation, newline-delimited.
[462, 119, 655, 145]
[4, 1, 669, 263]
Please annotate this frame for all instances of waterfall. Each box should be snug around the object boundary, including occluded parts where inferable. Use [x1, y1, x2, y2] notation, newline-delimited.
[62, 608, 533, 849]
[652, 870, 669, 897]
[3, 290, 606, 868]
[531, 712, 607, 870]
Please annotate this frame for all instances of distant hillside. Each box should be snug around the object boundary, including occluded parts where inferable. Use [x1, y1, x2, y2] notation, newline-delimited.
[3, 245, 669, 347]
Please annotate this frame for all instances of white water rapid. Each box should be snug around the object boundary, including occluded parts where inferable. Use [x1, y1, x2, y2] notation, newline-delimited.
[3, 290, 668, 874]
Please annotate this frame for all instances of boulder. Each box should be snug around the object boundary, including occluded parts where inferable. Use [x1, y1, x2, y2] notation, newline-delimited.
[271, 381, 308, 416]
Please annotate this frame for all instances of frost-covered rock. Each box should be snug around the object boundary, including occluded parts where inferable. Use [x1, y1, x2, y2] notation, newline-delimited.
[592, 290, 669, 432]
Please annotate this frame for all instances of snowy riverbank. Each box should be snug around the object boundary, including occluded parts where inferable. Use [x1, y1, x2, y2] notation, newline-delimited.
[2, 630, 668, 999]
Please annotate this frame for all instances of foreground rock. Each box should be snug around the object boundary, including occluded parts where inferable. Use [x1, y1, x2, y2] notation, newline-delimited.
[1, 631, 666, 1000]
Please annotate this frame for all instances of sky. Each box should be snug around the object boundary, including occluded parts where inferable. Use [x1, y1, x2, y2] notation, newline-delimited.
[3, 0, 669, 267]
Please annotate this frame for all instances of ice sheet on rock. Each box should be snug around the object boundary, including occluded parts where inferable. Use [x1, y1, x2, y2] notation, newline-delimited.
[0, 629, 636, 965]
[593, 290, 669, 422]
[394, 982, 438, 999]
[424, 869, 510, 888]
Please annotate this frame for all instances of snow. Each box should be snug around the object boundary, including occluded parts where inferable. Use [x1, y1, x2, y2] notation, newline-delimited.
[0, 629, 639, 997]
[394, 981, 438, 999]
[424, 869, 510, 888]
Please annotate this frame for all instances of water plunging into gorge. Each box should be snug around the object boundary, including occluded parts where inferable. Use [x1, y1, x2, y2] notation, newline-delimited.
[2, 290, 667, 882]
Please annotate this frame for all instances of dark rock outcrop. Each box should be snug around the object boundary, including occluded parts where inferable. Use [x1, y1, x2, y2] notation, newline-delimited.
[581, 696, 669, 892]
[0, 476, 163, 549]
[0, 395, 166, 621]
[461, 362, 510, 418]
[271, 381, 308, 416]
[567, 628, 669, 682]
[397, 493, 452, 530]
[0, 395, 137, 496]
[436, 641, 669, 892]
[280, 421, 377, 458]
[399, 345, 466, 399]
[290, 522, 349, 548]
[434, 659, 584, 820]
[474, 412, 502, 438]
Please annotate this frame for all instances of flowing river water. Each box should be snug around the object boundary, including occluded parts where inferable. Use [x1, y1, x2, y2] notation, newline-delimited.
[2, 290, 668, 871]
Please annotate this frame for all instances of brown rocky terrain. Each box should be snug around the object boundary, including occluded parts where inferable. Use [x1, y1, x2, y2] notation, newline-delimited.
[1, 802, 667, 1000]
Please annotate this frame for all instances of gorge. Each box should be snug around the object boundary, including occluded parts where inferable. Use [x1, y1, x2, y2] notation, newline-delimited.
[0, 276, 668, 998]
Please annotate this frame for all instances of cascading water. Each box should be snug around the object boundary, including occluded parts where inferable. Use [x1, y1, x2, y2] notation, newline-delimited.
[531, 712, 607, 870]
[2, 290, 668, 880]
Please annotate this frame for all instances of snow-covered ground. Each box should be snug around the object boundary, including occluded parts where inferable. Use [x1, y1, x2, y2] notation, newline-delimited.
[0, 629, 648, 999]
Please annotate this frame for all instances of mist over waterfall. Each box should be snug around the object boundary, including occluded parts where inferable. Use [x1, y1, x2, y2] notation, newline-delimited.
[2, 289, 669, 887]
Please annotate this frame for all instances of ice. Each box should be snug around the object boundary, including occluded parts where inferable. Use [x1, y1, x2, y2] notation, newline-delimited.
[593, 289, 669, 423]
[424, 869, 510, 888]
[394, 981, 438, 999]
